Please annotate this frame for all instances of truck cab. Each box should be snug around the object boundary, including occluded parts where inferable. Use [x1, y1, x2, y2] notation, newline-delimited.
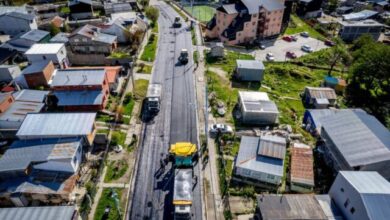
[169, 142, 197, 167]
[173, 16, 182, 28]
[178, 49, 189, 64]
[174, 205, 191, 219]
[145, 83, 162, 115]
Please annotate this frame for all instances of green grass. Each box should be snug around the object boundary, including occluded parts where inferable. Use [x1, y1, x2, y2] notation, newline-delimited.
[152, 22, 158, 33]
[94, 188, 124, 220]
[96, 113, 114, 123]
[225, 159, 233, 178]
[97, 129, 110, 135]
[184, 5, 216, 22]
[110, 130, 126, 147]
[134, 79, 149, 100]
[205, 51, 254, 73]
[284, 14, 325, 40]
[135, 64, 153, 74]
[193, 51, 199, 64]
[109, 51, 131, 59]
[124, 99, 135, 115]
[140, 34, 158, 62]
[59, 6, 70, 14]
[191, 28, 196, 45]
[104, 160, 128, 182]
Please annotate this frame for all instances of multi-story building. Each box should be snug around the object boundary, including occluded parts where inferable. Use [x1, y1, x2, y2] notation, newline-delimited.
[338, 19, 383, 42]
[206, 0, 285, 45]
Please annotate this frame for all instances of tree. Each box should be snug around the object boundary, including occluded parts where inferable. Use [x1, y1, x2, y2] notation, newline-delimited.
[346, 37, 390, 127]
[327, 38, 351, 76]
[140, 0, 149, 8]
[351, 34, 375, 51]
[49, 23, 61, 36]
[116, 105, 125, 122]
[145, 6, 159, 25]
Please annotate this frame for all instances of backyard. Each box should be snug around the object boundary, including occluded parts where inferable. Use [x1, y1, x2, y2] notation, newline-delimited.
[94, 188, 126, 220]
[184, 5, 215, 23]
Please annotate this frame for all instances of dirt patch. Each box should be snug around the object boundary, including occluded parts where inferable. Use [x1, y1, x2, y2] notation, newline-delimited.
[106, 150, 135, 184]
[229, 196, 254, 216]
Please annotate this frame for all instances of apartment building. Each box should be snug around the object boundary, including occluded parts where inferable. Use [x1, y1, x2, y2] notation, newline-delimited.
[206, 0, 285, 45]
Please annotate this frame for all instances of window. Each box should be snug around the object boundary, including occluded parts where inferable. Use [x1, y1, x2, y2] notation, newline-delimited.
[340, 188, 344, 192]
[344, 199, 350, 208]
[74, 39, 79, 42]
[350, 207, 355, 214]
[267, 174, 275, 180]
[42, 55, 46, 60]
[82, 38, 87, 42]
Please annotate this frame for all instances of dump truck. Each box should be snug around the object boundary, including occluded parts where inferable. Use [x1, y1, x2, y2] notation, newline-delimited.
[169, 142, 197, 167]
[145, 83, 162, 114]
[173, 169, 193, 219]
[173, 16, 181, 28]
[178, 49, 188, 64]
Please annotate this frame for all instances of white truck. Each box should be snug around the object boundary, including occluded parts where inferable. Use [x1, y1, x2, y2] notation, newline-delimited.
[173, 169, 192, 219]
[146, 83, 162, 114]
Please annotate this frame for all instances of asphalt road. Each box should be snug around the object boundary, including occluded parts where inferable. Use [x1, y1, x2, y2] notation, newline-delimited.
[127, 2, 202, 220]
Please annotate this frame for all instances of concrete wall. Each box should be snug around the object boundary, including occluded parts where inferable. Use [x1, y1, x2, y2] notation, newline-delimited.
[242, 110, 278, 125]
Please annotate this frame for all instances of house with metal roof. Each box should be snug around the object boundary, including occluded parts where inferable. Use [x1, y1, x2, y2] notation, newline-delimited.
[68, 0, 93, 20]
[303, 87, 337, 109]
[234, 60, 265, 82]
[329, 171, 390, 220]
[0, 206, 77, 220]
[16, 112, 96, 145]
[290, 143, 314, 192]
[319, 110, 390, 180]
[0, 12, 37, 36]
[0, 64, 21, 83]
[237, 91, 279, 125]
[296, 0, 323, 19]
[338, 19, 383, 42]
[256, 194, 344, 220]
[342, 9, 378, 21]
[234, 135, 286, 188]
[22, 60, 55, 89]
[0, 89, 48, 139]
[50, 68, 110, 111]
[25, 43, 68, 68]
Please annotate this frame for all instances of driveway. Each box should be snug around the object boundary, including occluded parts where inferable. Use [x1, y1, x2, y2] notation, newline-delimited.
[254, 36, 329, 61]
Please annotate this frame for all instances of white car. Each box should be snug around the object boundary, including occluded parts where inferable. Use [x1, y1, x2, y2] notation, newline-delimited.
[209, 124, 233, 134]
[266, 53, 275, 61]
[301, 45, 313, 53]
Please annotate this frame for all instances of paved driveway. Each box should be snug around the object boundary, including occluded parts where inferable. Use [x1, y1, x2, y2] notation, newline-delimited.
[254, 36, 329, 61]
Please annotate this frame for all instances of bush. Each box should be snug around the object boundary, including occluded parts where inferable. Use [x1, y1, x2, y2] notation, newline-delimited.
[123, 92, 133, 104]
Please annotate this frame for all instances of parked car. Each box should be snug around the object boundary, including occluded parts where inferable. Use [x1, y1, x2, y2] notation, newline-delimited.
[291, 35, 298, 41]
[282, 36, 292, 42]
[301, 44, 313, 52]
[300, 32, 309, 37]
[266, 52, 275, 61]
[209, 124, 233, 134]
[286, 51, 297, 59]
[325, 40, 336, 46]
[259, 43, 266, 49]
[384, 31, 390, 36]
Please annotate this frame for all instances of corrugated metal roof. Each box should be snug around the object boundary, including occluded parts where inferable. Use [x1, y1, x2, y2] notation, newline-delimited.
[236, 59, 264, 70]
[0, 138, 80, 173]
[16, 112, 96, 138]
[173, 169, 192, 202]
[0, 206, 76, 220]
[21, 61, 51, 75]
[50, 32, 70, 43]
[51, 69, 106, 87]
[25, 43, 64, 55]
[0, 5, 28, 15]
[236, 136, 284, 177]
[54, 90, 103, 106]
[239, 91, 279, 113]
[290, 143, 314, 186]
[343, 10, 378, 21]
[257, 194, 328, 219]
[0, 92, 11, 103]
[258, 135, 286, 159]
[73, 24, 117, 44]
[13, 89, 49, 102]
[321, 110, 390, 167]
[20, 29, 49, 42]
[305, 87, 337, 100]
[1, 11, 34, 21]
[0, 101, 44, 129]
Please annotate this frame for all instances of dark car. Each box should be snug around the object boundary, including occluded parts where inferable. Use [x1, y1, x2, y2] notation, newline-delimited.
[286, 51, 297, 59]
[325, 40, 336, 46]
[282, 36, 292, 42]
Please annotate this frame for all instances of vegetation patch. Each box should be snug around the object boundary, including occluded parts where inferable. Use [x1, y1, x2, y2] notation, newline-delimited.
[110, 130, 126, 147]
[96, 113, 114, 123]
[109, 51, 131, 59]
[105, 160, 128, 182]
[205, 51, 254, 73]
[135, 63, 153, 74]
[134, 79, 149, 100]
[284, 14, 325, 40]
[140, 33, 158, 62]
[184, 5, 216, 23]
[94, 188, 124, 220]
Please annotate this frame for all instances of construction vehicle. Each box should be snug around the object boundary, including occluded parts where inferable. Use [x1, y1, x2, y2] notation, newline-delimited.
[145, 83, 162, 114]
[170, 142, 198, 219]
[173, 16, 181, 28]
[178, 49, 189, 64]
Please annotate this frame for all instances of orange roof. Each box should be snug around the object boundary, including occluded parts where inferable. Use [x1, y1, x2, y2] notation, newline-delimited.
[1, 86, 15, 92]
[290, 143, 314, 186]
[51, 16, 64, 28]
[67, 66, 121, 84]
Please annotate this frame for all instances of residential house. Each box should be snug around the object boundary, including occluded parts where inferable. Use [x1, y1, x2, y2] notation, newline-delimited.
[209, 42, 224, 58]
[0, 138, 82, 206]
[256, 194, 344, 220]
[205, 0, 285, 45]
[342, 9, 378, 21]
[22, 60, 55, 88]
[303, 108, 342, 135]
[33, 4, 59, 20]
[234, 59, 265, 82]
[234, 135, 286, 188]
[1, 29, 51, 53]
[50, 68, 110, 111]
[319, 109, 390, 180]
[0, 206, 77, 220]
[302, 87, 337, 108]
[374, 1, 389, 13]
[25, 43, 68, 68]
[0, 48, 18, 65]
[104, 1, 132, 15]
[237, 91, 279, 125]
[290, 143, 314, 192]
[68, 24, 117, 55]
[50, 32, 70, 44]
[0, 65, 21, 83]
[16, 112, 96, 145]
[296, 0, 323, 19]
[0, 12, 37, 37]
[338, 19, 383, 42]
[329, 171, 390, 220]
[0, 90, 49, 138]
[68, 0, 93, 20]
